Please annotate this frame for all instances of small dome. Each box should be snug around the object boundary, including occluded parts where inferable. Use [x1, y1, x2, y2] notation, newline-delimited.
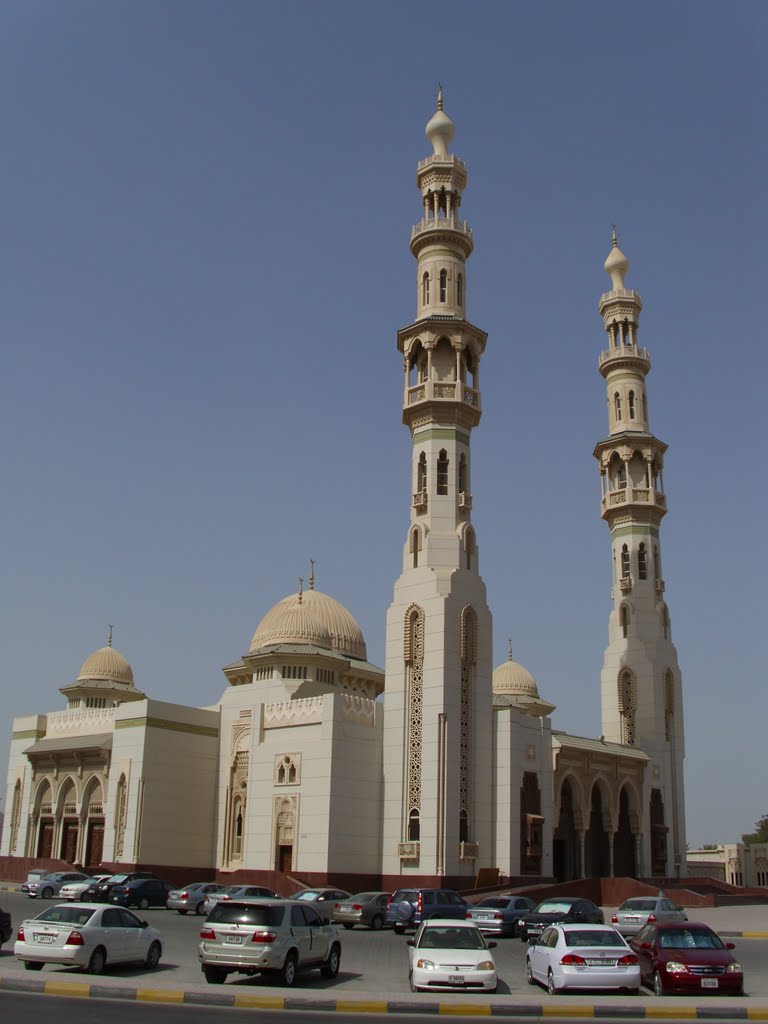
[605, 228, 629, 290]
[426, 87, 455, 158]
[77, 645, 134, 685]
[250, 596, 332, 652]
[493, 646, 539, 698]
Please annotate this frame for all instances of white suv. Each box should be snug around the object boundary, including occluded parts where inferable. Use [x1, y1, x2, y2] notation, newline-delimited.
[198, 898, 341, 987]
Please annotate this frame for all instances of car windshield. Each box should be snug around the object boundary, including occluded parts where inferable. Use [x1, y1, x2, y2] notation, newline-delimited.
[35, 906, 96, 926]
[419, 926, 486, 950]
[393, 890, 419, 902]
[106, 874, 128, 883]
[659, 928, 723, 950]
[349, 893, 376, 902]
[565, 929, 624, 947]
[477, 898, 506, 908]
[208, 904, 284, 926]
[620, 899, 657, 911]
[534, 900, 574, 914]
[295, 891, 321, 900]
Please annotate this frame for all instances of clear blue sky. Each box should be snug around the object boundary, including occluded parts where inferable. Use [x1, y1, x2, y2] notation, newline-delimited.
[1, 1, 765, 849]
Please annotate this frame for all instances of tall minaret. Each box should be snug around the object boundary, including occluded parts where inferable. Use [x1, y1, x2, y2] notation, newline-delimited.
[594, 231, 686, 877]
[382, 92, 493, 884]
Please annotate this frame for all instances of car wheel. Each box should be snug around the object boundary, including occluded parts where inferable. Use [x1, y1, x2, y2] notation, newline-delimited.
[41, 887, 54, 899]
[137, 896, 150, 910]
[144, 941, 161, 970]
[24, 962, 44, 971]
[177, 909, 188, 916]
[279, 952, 297, 987]
[203, 966, 227, 984]
[195, 902, 206, 916]
[320, 943, 341, 979]
[409, 972, 418, 993]
[370, 915, 383, 931]
[547, 969, 561, 996]
[526, 958, 536, 986]
[87, 946, 106, 975]
[343, 923, 353, 930]
[653, 971, 665, 996]
[393, 924, 405, 935]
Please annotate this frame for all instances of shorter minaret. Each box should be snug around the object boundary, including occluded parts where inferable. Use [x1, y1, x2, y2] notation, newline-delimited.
[594, 231, 686, 877]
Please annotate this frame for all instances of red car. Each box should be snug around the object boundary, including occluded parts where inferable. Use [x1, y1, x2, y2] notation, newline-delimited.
[629, 921, 743, 996]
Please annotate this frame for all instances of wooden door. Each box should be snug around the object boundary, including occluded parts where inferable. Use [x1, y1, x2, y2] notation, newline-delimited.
[61, 820, 79, 863]
[37, 819, 54, 858]
[85, 820, 104, 867]
[278, 845, 293, 873]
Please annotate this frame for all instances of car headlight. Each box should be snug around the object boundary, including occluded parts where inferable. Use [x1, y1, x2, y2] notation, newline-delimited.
[415, 958, 436, 969]
[665, 961, 687, 973]
[475, 960, 495, 971]
[726, 962, 742, 973]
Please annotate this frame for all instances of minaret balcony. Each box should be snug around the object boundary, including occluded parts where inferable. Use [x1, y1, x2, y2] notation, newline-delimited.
[410, 216, 474, 258]
[655, 579, 666, 595]
[398, 841, 420, 860]
[598, 344, 651, 375]
[412, 489, 428, 512]
[459, 841, 479, 861]
[458, 491, 472, 511]
[602, 487, 666, 513]
[405, 380, 480, 410]
[618, 576, 632, 594]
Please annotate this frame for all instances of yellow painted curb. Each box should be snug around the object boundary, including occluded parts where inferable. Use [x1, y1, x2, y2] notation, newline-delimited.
[135, 988, 185, 1003]
[43, 981, 91, 998]
[335, 1001, 389, 1014]
[746, 1012, 768, 1021]
[644, 1008, 696, 1020]
[232, 994, 285, 1009]
[542, 1006, 594, 1018]
[742, 931, 768, 939]
[438, 1004, 491, 1016]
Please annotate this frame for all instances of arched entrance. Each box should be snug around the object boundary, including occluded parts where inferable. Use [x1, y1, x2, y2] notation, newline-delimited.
[553, 778, 579, 881]
[32, 779, 54, 858]
[57, 777, 79, 863]
[81, 777, 105, 867]
[614, 785, 637, 876]
[585, 783, 610, 878]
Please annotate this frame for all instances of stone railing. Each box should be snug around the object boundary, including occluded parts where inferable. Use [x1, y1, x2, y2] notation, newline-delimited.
[598, 343, 650, 367]
[398, 841, 420, 860]
[458, 491, 472, 510]
[406, 381, 480, 409]
[603, 488, 666, 510]
[417, 154, 467, 172]
[459, 841, 479, 860]
[619, 577, 632, 593]
[413, 490, 428, 512]
[46, 707, 117, 736]
[264, 695, 325, 729]
[411, 216, 473, 239]
[342, 694, 376, 727]
[655, 579, 666, 594]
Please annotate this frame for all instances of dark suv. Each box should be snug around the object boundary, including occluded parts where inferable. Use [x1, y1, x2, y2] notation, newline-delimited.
[111, 877, 175, 909]
[83, 871, 158, 902]
[385, 888, 467, 933]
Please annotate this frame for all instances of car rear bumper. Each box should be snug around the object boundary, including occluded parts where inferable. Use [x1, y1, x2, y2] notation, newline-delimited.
[14, 941, 89, 968]
[555, 964, 641, 990]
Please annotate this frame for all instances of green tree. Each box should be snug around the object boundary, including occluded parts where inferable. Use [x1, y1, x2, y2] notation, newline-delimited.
[742, 814, 768, 845]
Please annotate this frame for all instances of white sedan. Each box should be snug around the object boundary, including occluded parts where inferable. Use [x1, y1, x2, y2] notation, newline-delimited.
[526, 923, 640, 995]
[59, 875, 113, 901]
[407, 919, 497, 993]
[14, 902, 163, 975]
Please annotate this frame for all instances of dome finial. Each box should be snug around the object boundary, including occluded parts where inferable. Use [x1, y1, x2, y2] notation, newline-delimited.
[108, 624, 113, 647]
[437, 83, 444, 111]
[309, 558, 315, 591]
[298, 577, 304, 603]
[508, 637, 513, 660]
[604, 225, 629, 290]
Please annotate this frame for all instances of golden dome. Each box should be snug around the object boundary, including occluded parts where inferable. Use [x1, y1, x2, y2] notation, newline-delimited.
[250, 587, 367, 660]
[492, 645, 539, 698]
[77, 645, 134, 685]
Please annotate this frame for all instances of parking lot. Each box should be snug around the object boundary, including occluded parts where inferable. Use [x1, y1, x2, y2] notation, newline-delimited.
[2, 888, 768, 1009]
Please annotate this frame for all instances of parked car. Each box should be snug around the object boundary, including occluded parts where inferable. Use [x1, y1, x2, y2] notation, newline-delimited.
[111, 878, 175, 910]
[629, 920, 744, 996]
[22, 872, 90, 899]
[59, 875, 113, 901]
[332, 892, 391, 930]
[166, 882, 224, 915]
[611, 896, 687, 936]
[407, 919, 497, 993]
[0, 906, 12, 948]
[293, 887, 350, 904]
[198, 898, 341, 987]
[517, 897, 604, 941]
[82, 872, 158, 902]
[14, 902, 163, 974]
[385, 888, 468, 934]
[465, 895, 536, 937]
[202, 885, 282, 916]
[526, 923, 640, 995]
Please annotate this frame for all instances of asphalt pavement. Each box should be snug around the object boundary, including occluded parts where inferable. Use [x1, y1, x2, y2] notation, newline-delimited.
[2, 882, 768, 1018]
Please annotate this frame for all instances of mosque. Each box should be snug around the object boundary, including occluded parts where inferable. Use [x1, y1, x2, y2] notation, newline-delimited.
[0, 95, 687, 890]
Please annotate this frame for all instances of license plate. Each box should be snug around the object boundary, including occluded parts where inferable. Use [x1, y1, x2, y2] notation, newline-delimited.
[587, 958, 616, 966]
[624, 915, 640, 921]
[339, 905, 352, 912]
[225, 935, 243, 944]
[448, 974, 465, 984]
[478, 913, 491, 920]
[34, 933, 55, 944]
[701, 978, 718, 989]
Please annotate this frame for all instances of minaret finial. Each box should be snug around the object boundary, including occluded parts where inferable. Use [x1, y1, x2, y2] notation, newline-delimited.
[437, 84, 444, 111]
[298, 577, 303, 603]
[309, 558, 315, 590]
[508, 638, 513, 660]
[611, 224, 618, 247]
[108, 624, 113, 647]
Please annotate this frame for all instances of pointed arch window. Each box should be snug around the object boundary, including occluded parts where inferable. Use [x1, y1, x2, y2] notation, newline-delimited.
[642, 393, 648, 420]
[654, 545, 661, 581]
[417, 451, 427, 494]
[664, 669, 675, 741]
[410, 527, 421, 568]
[465, 527, 476, 571]
[621, 544, 630, 578]
[458, 453, 467, 494]
[422, 272, 430, 306]
[439, 268, 447, 302]
[614, 392, 622, 420]
[617, 460, 627, 489]
[459, 808, 469, 843]
[618, 669, 636, 746]
[628, 390, 636, 419]
[457, 273, 463, 306]
[638, 542, 647, 580]
[408, 808, 420, 841]
[620, 604, 629, 638]
[662, 606, 670, 639]
[436, 449, 449, 495]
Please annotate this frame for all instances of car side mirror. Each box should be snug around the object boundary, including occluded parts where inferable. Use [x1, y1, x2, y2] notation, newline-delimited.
[725, 942, 735, 950]
[487, 941, 497, 949]
[527, 937, 537, 946]
[640, 941, 651, 949]
[141, 921, 148, 928]
[321, 917, 330, 926]
[407, 939, 415, 947]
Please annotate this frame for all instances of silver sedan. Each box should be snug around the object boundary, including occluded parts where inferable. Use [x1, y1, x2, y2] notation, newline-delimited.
[21, 872, 91, 900]
[610, 896, 687, 936]
[166, 882, 225, 915]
